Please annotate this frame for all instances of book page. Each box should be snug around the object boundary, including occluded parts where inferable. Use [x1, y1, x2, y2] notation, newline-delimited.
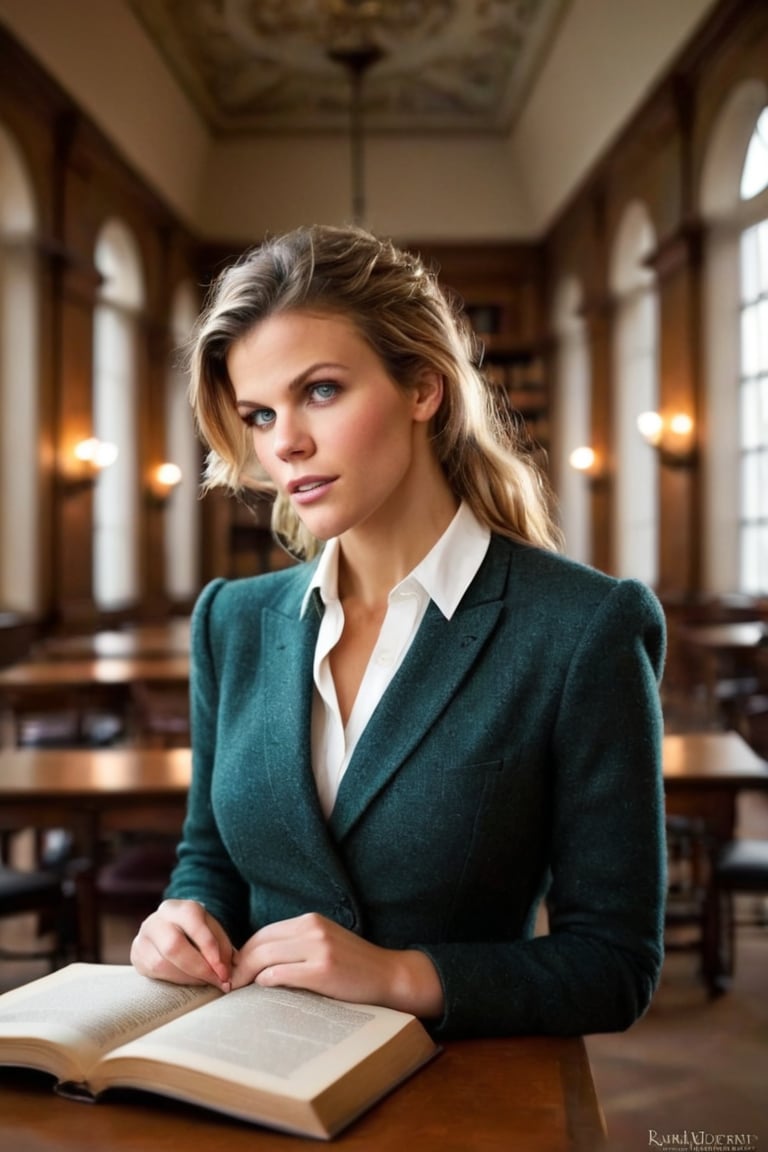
[96, 986, 436, 1137]
[126, 986, 376, 1079]
[0, 964, 219, 1075]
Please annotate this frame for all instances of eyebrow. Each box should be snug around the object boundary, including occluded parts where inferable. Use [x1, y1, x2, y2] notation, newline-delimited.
[235, 362, 348, 410]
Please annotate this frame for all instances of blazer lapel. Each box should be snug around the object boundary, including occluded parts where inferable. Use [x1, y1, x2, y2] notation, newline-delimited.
[329, 542, 509, 841]
[259, 597, 354, 890]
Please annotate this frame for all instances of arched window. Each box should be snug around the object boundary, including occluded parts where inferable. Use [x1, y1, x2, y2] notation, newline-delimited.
[166, 280, 202, 602]
[700, 80, 768, 595]
[551, 275, 592, 564]
[739, 114, 768, 594]
[609, 201, 659, 585]
[93, 219, 145, 610]
[0, 123, 40, 613]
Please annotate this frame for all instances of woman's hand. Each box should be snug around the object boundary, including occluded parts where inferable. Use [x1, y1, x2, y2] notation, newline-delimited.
[229, 912, 444, 1019]
[130, 899, 234, 992]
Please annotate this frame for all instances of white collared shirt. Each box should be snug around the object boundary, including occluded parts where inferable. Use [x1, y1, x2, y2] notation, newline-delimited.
[302, 502, 491, 817]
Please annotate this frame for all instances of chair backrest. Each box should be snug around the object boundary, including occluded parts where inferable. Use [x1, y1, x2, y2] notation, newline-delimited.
[0, 865, 78, 967]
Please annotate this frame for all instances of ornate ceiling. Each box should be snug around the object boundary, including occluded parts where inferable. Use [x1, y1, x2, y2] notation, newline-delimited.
[128, 0, 569, 136]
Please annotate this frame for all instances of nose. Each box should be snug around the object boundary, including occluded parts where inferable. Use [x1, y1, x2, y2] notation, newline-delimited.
[272, 411, 314, 461]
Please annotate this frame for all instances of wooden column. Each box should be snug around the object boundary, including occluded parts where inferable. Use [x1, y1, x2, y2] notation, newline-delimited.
[648, 226, 703, 599]
[580, 295, 615, 575]
[138, 317, 171, 617]
[53, 253, 102, 627]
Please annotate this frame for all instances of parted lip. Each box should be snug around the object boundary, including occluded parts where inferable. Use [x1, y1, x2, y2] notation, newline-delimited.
[286, 475, 337, 495]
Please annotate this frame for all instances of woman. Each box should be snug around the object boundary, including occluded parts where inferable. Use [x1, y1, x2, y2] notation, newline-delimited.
[131, 223, 666, 1040]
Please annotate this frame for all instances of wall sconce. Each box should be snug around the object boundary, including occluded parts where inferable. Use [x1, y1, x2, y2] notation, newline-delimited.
[60, 437, 118, 490]
[637, 410, 696, 467]
[568, 446, 605, 483]
[146, 462, 182, 506]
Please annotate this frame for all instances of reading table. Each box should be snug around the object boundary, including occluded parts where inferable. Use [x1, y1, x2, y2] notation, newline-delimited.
[0, 745, 191, 960]
[0, 1034, 605, 1150]
[0, 654, 190, 744]
[34, 620, 191, 661]
[663, 729, 768, 842]
[662, 729, 768, 992]
[679, 620, 767, 721]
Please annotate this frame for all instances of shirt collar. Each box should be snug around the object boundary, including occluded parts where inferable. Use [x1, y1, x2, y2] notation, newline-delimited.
[301, 501, 490, 620]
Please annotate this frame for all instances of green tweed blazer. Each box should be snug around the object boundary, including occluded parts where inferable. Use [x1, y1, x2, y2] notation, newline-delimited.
[166, 533, 667, 1040]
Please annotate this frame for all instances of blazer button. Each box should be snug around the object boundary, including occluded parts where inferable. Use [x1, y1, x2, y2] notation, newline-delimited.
[333, 902, 355, 929]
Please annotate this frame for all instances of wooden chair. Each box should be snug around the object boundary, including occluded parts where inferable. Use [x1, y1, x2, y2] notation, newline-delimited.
[664, 814, 718, 992]
[0, 865, 81, 968]
[707, 838, 768, 993]
[92, 835, 178, 959]
[129, 681, 190, 747]
[729, 647, 768, 757]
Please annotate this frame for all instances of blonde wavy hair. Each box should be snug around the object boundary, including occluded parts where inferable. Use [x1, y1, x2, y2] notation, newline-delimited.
[188, 223, 562, 559]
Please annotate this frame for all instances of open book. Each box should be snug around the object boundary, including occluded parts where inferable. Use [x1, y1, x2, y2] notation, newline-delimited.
[0, 963, 438, 1139]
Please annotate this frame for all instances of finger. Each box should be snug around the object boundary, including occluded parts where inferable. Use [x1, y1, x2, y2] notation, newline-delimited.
[158, 901, 234, 985]
[130, 928, 211, 987]
[250, 912, 331, 946]
[141, 916, 230, 990]
[254, 961, 310, 990]
[228, 939, 299, 990]
[180, 919, 233, 986]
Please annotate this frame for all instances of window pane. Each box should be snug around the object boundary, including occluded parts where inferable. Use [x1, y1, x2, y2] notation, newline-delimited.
[740, 527, 762, 594]
[740, 527, 755, 593]
[741, 377, 760, 448]
[742, 524, 768, 595]
[741, 107, 768, 201]
[741, 451, 763, 519]
[741, 305, 760, 377]
[758, 219, 768, 294]
[760, 375, 768, 443]
[759, 299, 768, 375]
[741, 226, 760, 302]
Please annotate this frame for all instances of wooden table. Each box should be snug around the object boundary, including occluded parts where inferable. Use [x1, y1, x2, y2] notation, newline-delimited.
[0, 1034, 605, 1151]
[35, 621, 191, 661]
[663, 729, 768, 841]
[680, 621, 767, 720]
[663, 730, 768, 993]
[0, 656, 190, 692]
[0, 656, 190, 744]
[681, 621, 766, 650]
[0, 746, 191, 961]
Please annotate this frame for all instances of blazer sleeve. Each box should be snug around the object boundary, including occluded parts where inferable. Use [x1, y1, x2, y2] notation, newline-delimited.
[164, 578, 253, 943]
[417, 578, 667, 1039]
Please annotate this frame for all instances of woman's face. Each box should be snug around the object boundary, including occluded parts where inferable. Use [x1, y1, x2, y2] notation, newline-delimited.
[226, 310, 441, 543]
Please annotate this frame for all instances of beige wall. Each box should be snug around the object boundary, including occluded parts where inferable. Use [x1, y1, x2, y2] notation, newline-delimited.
[201, 134, 529, 243]
[512, 0, 721, 233]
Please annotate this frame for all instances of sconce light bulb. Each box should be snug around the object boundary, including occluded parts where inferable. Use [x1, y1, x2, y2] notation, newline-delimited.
[73, 437, 99, 463]
[637, 411, 663, 445]
[72, 437, 118, 472]
[156, 462, 182, 488]
[569, 446, 596, 473]
[670, 413, 693, 436]
[93, 441, 118, 468]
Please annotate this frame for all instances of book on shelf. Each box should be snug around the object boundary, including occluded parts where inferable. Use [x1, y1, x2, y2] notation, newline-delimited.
[0, 963, 439, 1139]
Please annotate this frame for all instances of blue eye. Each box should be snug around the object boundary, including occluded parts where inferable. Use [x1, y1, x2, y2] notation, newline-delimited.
[310, 382, 338, 402]
[243, 408, 275, 429]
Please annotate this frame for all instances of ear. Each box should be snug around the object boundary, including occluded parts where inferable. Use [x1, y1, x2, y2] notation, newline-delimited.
[411, 370, 444, 423]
